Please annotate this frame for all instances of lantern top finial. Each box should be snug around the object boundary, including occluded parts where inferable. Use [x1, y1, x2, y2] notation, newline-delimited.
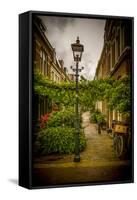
[76, 36, 80, 44]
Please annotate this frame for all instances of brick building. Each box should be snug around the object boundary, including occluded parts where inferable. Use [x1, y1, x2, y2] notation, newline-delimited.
[33, 16, 70, 120]
[95, 19, 132, 128]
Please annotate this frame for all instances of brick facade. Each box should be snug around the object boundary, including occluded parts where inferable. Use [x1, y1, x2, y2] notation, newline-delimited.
[33, 16, 70, 120]
[95, 19, 132, 128]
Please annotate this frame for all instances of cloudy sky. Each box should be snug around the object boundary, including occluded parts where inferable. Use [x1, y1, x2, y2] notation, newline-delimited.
[39, 16, 106, 80]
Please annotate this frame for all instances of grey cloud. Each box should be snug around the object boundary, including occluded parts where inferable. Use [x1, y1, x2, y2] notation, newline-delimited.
[39, 16, 105, 80]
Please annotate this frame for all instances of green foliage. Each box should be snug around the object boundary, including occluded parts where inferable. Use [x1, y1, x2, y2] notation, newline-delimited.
[107, 76, 131, 115]
[90, 109, 106, 124]
[36, 126, 86, 154]
[34, 70, 131, 115]
[46, 108, 75, 128]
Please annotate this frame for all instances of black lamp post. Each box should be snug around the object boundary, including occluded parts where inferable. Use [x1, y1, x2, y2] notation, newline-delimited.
[71, 37, 84, 162]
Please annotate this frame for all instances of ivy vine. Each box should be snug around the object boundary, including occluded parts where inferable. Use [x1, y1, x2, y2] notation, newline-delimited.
[34, 69, 131, 115]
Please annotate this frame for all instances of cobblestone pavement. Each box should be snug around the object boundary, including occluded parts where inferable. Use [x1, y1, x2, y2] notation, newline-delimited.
[80, 112, 117, 162]
[33, 112, 132, 186]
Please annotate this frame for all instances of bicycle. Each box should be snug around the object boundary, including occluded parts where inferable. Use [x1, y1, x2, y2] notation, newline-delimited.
[113, 122, 130, 159]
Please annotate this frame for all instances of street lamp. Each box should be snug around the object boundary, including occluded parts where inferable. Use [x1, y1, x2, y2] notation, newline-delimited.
[71, 37, 84, 162]
[71, 37, 84, 62]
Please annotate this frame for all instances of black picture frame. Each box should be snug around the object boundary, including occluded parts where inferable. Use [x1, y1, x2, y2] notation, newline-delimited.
[19, 11, 134, 189]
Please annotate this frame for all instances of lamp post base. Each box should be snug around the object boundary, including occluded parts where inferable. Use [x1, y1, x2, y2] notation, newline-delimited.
[74, 155, 80, 162]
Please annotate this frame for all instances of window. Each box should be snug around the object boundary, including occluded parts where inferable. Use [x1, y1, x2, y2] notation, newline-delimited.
[112, 42, 115, 67]
[117, 32, 120, 58]
[42, 52, 45, 74]
[58, 77, 60, 83]
[40, 50, 43, 73]
[55, 75, 59, 82]
[40, 49, 47, 75]
[122, 27, 125, 51]
[53, 48, 56, 63]
[107, 53, 110, 72]
[124, 25, 131, 48]
[51, 71, 54, 81]
[44, 56, 48, 76]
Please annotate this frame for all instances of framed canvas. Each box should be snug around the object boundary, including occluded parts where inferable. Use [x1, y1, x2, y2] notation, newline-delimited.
[19, 11, 134, 189]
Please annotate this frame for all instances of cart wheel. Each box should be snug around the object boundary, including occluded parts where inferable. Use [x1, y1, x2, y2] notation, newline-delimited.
[115, 135, 126, 158]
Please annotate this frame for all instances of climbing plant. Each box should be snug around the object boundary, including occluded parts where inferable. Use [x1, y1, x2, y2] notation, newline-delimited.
[34, 69, 131, 115]
[106, 76, 131, 116]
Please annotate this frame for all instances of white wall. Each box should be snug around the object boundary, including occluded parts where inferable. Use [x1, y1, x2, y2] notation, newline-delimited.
[0, 0, 136, 200]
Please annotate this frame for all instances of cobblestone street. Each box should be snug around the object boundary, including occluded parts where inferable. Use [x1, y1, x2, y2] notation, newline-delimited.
[80, 112, 117, 162]
[33, 112, 132, 186]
